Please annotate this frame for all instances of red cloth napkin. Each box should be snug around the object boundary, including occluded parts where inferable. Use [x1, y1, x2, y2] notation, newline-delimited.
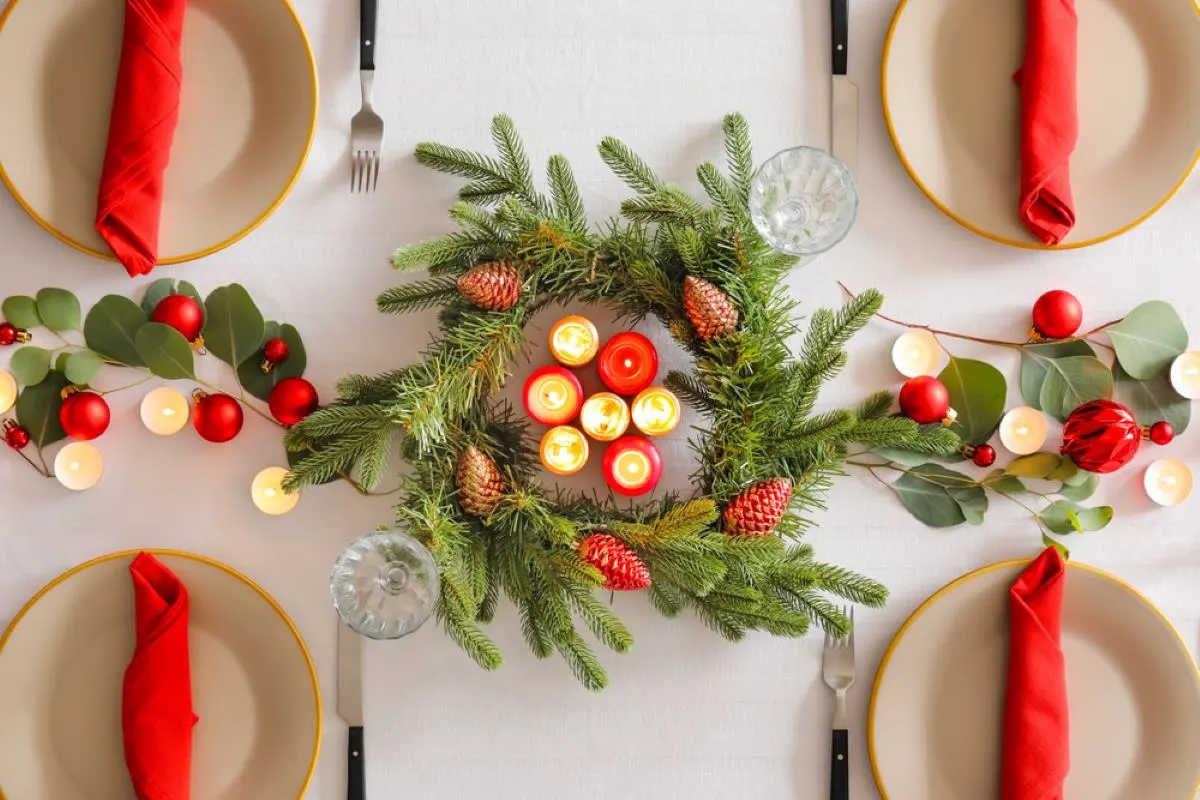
[1002, 546, 1069, 800]
[1014, 0, 1078, 245]
[123, 552, 198, 800]
[96, 0, 188, 277]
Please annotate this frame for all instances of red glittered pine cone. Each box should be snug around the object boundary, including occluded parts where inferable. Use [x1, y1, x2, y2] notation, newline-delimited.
[457, 262, 522, 311]
[1060, 400, 1141, 474]
[578, 534, 651, 591]
[683, 276, 739, 340]
[456, 445, 507, 517]
[723, 478, 793, 536]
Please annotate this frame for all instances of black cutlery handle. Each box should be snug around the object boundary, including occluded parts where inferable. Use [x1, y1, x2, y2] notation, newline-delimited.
[831, 0, 848, 76]
[348, 726, 365, 800]
[360, 0, 378, 71]
[830, 729, 849, 800]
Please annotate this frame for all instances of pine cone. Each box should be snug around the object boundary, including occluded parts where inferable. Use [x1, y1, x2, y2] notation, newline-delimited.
[457, 262, 522, 311]
[456, 445, 506, 517]
[683, 276, 739, 340]
[578, 534, 652, 591]
[723, 478, 793, 536]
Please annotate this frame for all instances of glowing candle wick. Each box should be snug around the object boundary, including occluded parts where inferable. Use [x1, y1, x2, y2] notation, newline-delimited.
[1164, 475, 1178, 487]
[163, 408, 176, 417]
[1017, 425, 1029, 436]
[265, 487, 278, 497]
[1188, 367, 1199, 377]
[623, 358, 633, 369]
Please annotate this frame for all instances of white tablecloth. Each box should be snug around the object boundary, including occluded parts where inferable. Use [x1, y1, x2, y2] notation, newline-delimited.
[1, 1, 1197, 797]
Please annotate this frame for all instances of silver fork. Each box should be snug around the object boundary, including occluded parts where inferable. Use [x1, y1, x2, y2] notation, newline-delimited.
[350, 0, 382, 193]
[822, 606, 855, 800]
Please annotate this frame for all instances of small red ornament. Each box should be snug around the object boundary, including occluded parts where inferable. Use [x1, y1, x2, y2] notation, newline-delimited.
[0, 323, 31, 346]
[578, 533, 652, 591]
[152, 295, 204, 343]
[1060, 400, 1141, 473]
[597, 332, 659, 396]
[193, 391, 244, 443]
[971, 444, 997, 468]
[1148, 421, 1175, 446]
[4, 420, 30, 450]
[1031, 290, 1083, 340]
[59, 390, 111, 441]
[898, 376, 951, 425]
[268, 377, 319, 426]
[261, 338, 290, 373]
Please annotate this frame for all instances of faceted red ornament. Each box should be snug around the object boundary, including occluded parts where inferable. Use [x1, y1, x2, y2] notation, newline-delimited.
[152, 295, 204, 343]
[578, 533, 652, 591]
[898, 376, 950, 425]
[0, 322, 31, 346]
[268, 377, 319, 426]
[4, 421, 30, 450]
[1031, 290, 1083, 340]
[60, 391, 111, 441]
[1060, 400, 1141, 473]
[972, 444, 997, 468]
[193, 392, 244, 443]
[1149, 421, 1175, 446]
[261, 338, 290, 373]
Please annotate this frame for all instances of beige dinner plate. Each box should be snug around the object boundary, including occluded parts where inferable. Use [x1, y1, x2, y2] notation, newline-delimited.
[0, 550, 320, 799]
[882, 0, 1200, 249]
[0, 0, 317, 263]
[869, 560, 1200, 799]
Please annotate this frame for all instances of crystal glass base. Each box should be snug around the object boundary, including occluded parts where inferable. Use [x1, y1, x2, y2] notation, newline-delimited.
[749, 146, 858, 256]
[331, 531, 440, 640]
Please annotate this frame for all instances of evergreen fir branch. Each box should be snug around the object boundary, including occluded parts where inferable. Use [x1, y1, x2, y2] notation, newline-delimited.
[392, 232, 498, 273]
[696, 161, 741, 223]
[672, 226, 706, 273]
[377, 277, 461, 315]
[848, 416, 922, 447]
[547, 154, 588, 233]
[554, 630, 609, 691]
[598, 137, 664, 196]
[287, 405, 391, 439]
[620, 195, 694, 226]
[490, 114, 546, 212]
[356, 422, 393, 490]
[722, 113, 754, 202]
[646, 582, 685, 618]
[856, 390, 895, 420]
[686, 596, 747, 641]
[458, 179, 514, 206]
[415, 142, 509, 186]
[779, 588, 849, 637]
[652, 499, 719, 537]
[436, 587, 503, 671]
[449, 201, 505, 239]
[895, 424, 961, 455]
[565, 586, 634, 654]
[664, 371, 717, 414]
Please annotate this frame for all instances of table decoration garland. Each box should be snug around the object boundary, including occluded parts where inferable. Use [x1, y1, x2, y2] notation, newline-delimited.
[282, 114, 958, 689]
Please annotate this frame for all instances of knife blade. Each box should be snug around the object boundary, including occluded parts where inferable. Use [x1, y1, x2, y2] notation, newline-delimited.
[338, 621, 366, 800]
[830, 0, 859, 174]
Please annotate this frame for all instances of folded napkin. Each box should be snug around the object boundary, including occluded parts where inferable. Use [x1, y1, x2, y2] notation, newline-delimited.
[1002, 547, 1069, 800]
[1014, 0, 1078, 245]
[96, 0, 189, 277]
[123, 552, 198, 800]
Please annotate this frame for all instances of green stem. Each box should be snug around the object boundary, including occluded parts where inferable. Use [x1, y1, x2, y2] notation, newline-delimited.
[13, 446, 49, 477]
[99, 375, 153, 395]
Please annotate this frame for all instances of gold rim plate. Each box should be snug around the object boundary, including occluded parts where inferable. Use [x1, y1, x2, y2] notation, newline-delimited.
[882, 0, 1200, 249]
[0, 0, 317, 264]
[869, 559, 1200, 799]
[0, 550, 321, 799]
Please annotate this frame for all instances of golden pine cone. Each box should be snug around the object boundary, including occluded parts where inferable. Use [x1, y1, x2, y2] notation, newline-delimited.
[683, 276, 739, 340]
[723, 478, 793, 536]
[457, 262, 522, 311]
[456, 445, 506, 517]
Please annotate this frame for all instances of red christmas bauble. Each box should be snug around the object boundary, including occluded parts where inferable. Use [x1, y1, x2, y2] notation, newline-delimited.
[152, 295, 204, 342]
[898, 376, 950, 424]
[193, 392, 244, 443]
[1149, 421, 1175, 446]
[0, 322, 23, 346]
[4, 422, 30, 450]
[972, 444, 997, 468]
[1031, 290, 1082, 340]
[268, 377, 319, 426]
[60, 391, 111, 440]
[1060, 400, 1140, 473]
[263, 338, 290, 364]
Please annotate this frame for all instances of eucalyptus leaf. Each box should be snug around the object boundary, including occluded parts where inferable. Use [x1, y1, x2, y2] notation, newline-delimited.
[54, 353, 71, 374]
[35, 288, 81, 332]
[950, 484, 988, 526]
[1039, 355, 1113, 421]
[938, 358, 1006, 445]
[141, 278, 178, 317]
[1005, 452, 1063, 479]
[1049, 458, 1081, 484]
[10, 347, 53, 386]
[1074, 505, 1113, 531]
[1040, 500, 1083, 535]
[1059, 472, 1099, 502]
[1113, 362, 1190, 435]
[1106, 301, 1187, 380]
[237, 322, 307, 402]
[1042, 534, 1069, 560]
[134, 323, 195, 379]
[64, 351, 104, 386]
[988, 475, 1028, 496]
[15, 371, 68, 447]
[1, 296, 41, 329]
[83, 295, 147, 367]
[869, 447, 931, 467]
[202, 284, 265, 367]
[892, 463, 984, 528]
[1019, 341, 1095, 409]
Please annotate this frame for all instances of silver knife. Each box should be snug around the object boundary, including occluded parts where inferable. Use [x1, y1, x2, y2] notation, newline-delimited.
[830, 0, 859, 174]
[338, 621, 366, 800]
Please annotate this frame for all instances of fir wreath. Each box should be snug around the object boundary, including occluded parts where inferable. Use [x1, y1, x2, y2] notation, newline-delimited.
[285, 114, 958, 689]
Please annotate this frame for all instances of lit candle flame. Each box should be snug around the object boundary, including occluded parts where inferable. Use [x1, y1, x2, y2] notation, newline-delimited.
[548, 316, 600, 367]
[252, 467, 300, 515]
[539, 426, 589, 475]
[631, 387, 682, 436]
[1145, 458, 1193, 507]
[999, 406, 1048, 456]
[580, 393, 630, 441]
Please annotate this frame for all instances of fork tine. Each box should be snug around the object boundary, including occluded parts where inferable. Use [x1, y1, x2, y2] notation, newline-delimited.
[371, 153, 380, 192]
[848, 606, 855, 645]
[351, 152, 358, 193]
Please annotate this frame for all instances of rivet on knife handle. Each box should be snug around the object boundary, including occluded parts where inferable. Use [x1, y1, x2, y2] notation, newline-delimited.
[831, 0, 849, 76]
[360, 0, 378, 72]
[348, 725, 366, 800]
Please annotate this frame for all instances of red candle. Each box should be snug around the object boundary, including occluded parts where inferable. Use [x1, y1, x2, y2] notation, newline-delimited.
[597, 332, 658, 395]
[602, 435, 662, 497]
[523, 366, 583, 426]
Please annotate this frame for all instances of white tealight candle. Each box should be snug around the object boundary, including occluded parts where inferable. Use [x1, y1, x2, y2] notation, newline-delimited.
[0, 369, 16, 415]
[252, 466, 301, 515]
[54, 442, 104, 491]
[998, 406, 1049, 455]
[1144, 458, 1192, 507]
[891, 330, 942, 378]
[140, 387, 190, 436]
[1169, 352, 1200, 400]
